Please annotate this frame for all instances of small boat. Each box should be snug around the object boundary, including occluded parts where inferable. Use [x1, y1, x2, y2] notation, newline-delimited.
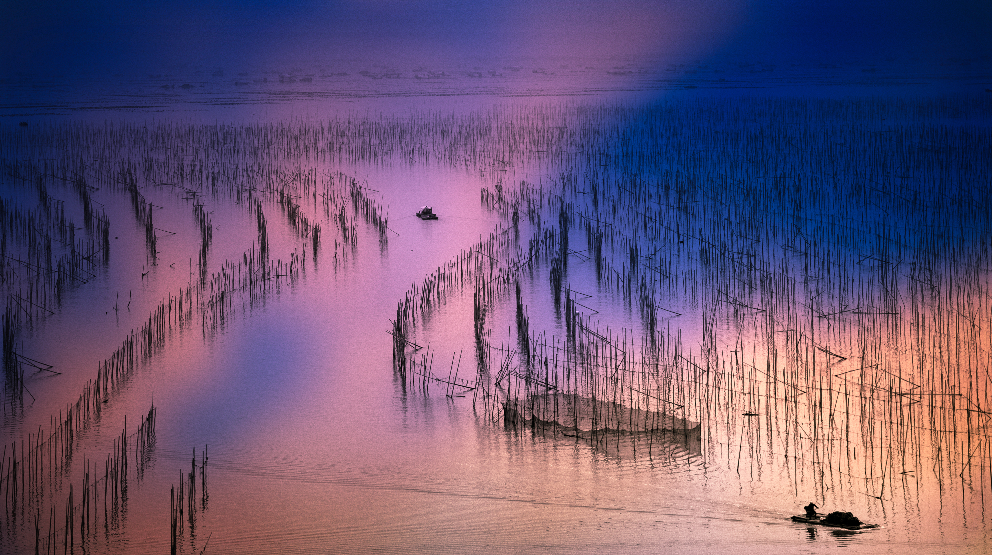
[416, 206, 438, 220]
[790, 512, 878, 530]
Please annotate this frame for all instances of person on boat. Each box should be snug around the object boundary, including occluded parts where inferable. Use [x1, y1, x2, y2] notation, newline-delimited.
[804, 502, 818, 519]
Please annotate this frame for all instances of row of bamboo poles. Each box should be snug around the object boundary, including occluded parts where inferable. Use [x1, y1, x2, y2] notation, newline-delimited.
[3, 116, 398, 551]
[1, 404, 155, 554]
[387, 95, 991, 520]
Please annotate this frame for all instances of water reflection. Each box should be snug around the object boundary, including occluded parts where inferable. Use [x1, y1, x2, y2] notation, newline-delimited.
[507, 422, 703, 469]
[1, 92, 991, 554]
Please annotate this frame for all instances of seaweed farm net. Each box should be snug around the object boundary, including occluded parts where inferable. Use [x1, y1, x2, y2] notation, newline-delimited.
[391, 95, 992, 523]
[0, 95, 990, 551]
[504, 391, 700, 438]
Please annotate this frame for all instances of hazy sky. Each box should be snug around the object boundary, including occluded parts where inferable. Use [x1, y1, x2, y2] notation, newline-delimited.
[2, 0, 990, 78]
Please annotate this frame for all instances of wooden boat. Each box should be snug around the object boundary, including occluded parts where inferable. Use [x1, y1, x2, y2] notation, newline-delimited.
[416, 206, 438, 220]
[790, 513, 878, 530]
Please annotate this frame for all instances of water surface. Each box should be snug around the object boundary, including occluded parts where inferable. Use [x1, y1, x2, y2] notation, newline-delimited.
[1, 72, 990, 554]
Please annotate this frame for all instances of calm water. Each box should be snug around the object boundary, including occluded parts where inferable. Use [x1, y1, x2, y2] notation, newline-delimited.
[2, 70, 991, 554]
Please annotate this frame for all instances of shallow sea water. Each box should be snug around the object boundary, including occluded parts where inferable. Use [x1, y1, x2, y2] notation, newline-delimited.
[2, 68, 990, 554]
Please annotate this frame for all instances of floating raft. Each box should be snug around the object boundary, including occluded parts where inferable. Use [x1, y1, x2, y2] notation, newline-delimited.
[504, 392, 700, 436]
